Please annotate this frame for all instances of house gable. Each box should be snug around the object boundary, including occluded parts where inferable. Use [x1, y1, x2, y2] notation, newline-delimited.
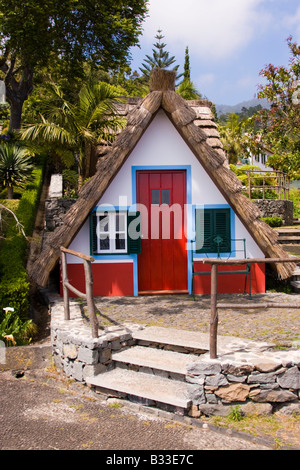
[29, 69, 295, 287]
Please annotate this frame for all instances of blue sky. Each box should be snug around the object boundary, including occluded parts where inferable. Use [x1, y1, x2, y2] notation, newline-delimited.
[130, 0, 300, 106]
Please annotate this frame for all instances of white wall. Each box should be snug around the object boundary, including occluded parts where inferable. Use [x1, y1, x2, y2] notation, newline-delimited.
[68, 110, 264, 262]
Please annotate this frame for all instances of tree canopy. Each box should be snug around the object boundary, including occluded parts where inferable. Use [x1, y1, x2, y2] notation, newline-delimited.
[0, 0, 149, 131]
[139, 29, 182, 81]
[256, 36, 300, 177]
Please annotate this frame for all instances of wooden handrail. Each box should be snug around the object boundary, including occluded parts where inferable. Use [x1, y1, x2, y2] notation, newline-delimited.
[60, 247, 98, 338]
[203, 257, 300, 265]
[60, 246, 95, 262]
[205, 256, 300, 359]
[245, 170, 290, 200]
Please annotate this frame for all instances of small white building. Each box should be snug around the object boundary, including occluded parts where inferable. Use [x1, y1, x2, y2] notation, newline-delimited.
[31, 69, 294, 297]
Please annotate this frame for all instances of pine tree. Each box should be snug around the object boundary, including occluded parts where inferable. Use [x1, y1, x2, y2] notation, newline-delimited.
[139, 29, 182, 80]
[183, 46, 191, 82]
[176, 46, 201, 100]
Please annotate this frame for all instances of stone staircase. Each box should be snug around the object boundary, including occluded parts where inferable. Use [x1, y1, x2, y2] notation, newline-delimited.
[86, 327, 206, 412]
[276, 228, 300, 246]
[85, 326, 272, 414]
[274, 224, 300, 292]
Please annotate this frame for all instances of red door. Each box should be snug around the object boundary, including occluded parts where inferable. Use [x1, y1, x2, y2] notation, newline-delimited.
[137, 170, 188, 293]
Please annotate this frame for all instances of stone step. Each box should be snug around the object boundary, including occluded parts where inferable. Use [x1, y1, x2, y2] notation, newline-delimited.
[291, 281, 300, 293]
[86, 368, 192, 410]
[131, 326, 271, 355]
[112, 345, 200, 377]
[278, 236, 300, 243]
[132, 326, 209, 354]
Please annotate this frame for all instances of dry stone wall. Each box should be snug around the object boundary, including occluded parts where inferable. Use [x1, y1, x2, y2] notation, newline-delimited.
[254, 199, 294, 226]
[186, 357, 300, 417]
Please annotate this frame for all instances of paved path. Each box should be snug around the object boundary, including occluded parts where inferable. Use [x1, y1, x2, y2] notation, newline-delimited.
[0, 368, 272, 451]
[94, 292, 300, 348]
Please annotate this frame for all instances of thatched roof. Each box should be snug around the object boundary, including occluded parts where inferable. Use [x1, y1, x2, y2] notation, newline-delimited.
[29, 69, 296, 287]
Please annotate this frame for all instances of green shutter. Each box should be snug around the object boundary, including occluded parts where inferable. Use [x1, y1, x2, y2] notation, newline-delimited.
[214, 209, 231, 253]
[127, 212, 141, 254]
[196, 208, 231, 254]
[196, 209, 213, 253]
[90, 212, 98, 255]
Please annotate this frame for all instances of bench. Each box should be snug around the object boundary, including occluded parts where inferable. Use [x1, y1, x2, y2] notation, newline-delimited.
[191, 237, 251, 299]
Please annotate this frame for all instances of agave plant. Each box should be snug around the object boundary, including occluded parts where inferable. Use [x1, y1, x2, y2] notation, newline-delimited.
[0, 143, 34, 199]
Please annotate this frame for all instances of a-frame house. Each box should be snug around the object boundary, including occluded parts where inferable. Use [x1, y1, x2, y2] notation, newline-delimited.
[30, 69, 295, 297]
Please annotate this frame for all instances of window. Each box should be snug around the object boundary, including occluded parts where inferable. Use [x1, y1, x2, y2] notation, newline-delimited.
[151, 189, 171, 205]
[96, 212, 127, 253]
[195, 208, 231, 254]
[90, 211, 141, 255]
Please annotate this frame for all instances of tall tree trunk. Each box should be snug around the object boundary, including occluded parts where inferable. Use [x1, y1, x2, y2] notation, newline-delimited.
[1, 61, 34, 132]
[8, 98, 23, 133]
[7, 185, 13, 199]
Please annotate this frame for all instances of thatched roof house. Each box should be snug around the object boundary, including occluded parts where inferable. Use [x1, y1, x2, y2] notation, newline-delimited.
[29, 68, 295, 293]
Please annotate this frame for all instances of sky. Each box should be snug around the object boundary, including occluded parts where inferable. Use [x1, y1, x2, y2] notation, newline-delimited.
[129, 0, 300, 106]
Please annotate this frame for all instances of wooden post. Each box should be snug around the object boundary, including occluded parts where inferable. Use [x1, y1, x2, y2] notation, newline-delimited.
[83, 260, 98, 339]
[210, 263, 218, 359]
[60, 250, 70, 321]
[247, 172, 251, 199]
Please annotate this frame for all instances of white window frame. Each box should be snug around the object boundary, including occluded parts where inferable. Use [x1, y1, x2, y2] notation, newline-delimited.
[96, 211, 127, 254]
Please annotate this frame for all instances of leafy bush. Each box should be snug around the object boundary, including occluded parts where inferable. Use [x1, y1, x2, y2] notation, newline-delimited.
[289, 188, 300, 218]
[0, 160, 45, 321]
[261, 216, 283, 227]
[0, 309, 36, 346]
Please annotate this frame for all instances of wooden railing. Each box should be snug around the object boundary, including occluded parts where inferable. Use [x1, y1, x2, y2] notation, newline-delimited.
[202, 257, 300, 359]
[60, 247, 98, 338]
[245, 170, 290, 200]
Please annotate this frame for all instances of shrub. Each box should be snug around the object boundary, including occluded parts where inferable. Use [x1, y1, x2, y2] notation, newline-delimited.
[0, 309, 36, 346]
[261, 216, 283, 227]
[289, 188, 300, 218]
[0, 159, 45, 320]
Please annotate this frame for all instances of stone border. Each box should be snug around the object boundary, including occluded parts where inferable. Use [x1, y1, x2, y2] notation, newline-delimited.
[186, 357, 300, 418]
[49, 294, 300, 418]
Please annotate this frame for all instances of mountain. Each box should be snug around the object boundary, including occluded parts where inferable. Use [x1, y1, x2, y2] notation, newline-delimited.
[215, 98, 270, 117]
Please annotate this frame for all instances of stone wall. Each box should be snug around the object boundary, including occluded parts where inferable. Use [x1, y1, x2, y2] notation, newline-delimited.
[254, 199, 294, 226]
[45, 198, 76, 232]
[50, 295, 300, 417]
[186, 357, 300, 417]
[51, 320, 136, 383]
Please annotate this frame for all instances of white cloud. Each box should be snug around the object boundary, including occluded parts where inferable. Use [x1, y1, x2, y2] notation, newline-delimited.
[283, 6, 300, 43]
[142, 0, 270, 61]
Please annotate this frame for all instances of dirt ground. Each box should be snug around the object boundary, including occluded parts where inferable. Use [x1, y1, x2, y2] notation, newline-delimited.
[93, 291, 300, 348]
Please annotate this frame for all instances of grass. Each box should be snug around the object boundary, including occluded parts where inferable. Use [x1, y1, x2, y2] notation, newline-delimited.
[203, 411, 300, 449]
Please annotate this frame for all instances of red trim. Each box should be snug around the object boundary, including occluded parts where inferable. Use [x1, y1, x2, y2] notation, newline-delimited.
[60, 263, 134, 297]
[137, 170, 188, 292]
[193, 262, 265, 294]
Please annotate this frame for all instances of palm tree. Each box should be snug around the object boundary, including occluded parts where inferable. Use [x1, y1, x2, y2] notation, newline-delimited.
[0, 143, 34, 199]
[176, 79, 201, 100]
[21, 81, 125, 190]
[219, 113, 247, 164]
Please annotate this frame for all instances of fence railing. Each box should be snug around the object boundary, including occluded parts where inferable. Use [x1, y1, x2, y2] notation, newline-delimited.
[202, 257, 300, 359]
[245, 170, 290, 200]
[60, 246, 98, 338]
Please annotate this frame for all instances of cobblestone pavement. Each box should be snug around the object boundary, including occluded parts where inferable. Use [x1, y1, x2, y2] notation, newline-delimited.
[94, 292, 300, 348]
[0, 369, 272, 451]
